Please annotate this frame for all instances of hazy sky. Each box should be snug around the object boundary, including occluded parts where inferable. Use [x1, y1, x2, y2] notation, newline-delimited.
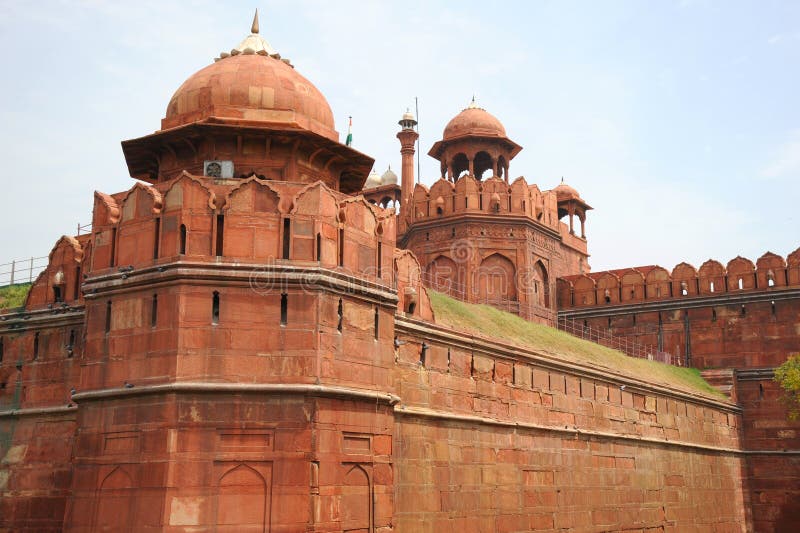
[0, 0, 798, 272]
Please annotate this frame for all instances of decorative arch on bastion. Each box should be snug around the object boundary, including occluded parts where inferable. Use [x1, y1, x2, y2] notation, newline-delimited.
[426, 255, 461, 297]
[94, 466, 135, 530]
[341, 465, 372, 532]
[215, 464, 268, 530]
[532, 260, 551, 308]
[475, 253, 517, 303]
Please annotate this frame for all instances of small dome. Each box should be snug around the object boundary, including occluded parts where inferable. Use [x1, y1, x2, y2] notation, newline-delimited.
[553, 179, 581, 200]
[364, 170, 382, 189]
[401, 110, 416, 122]
[443, 99, 506, 141]
[381, 166, 398, 185]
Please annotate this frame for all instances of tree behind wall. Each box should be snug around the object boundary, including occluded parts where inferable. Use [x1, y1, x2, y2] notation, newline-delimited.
[775, 353, 800, 420]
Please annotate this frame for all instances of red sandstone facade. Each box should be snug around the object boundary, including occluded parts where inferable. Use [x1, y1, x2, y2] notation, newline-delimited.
[0, 12, 794, 533]
[558, 253, 800, 531]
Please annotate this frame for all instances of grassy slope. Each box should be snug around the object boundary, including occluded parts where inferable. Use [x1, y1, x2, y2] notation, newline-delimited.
[428, 291, 723, 398]
[0, 283, 30, 310]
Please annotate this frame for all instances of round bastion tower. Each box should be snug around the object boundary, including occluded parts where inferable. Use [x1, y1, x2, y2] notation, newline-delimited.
[49, 13, 431, 532]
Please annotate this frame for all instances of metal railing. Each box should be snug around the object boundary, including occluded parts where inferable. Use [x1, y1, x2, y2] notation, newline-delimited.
[76, 222, 91, 235]
[0, 256, 49, 286]
[556, 316, 677, 365]
[419, 272, 530, 313]
[0, 221, 89, 287]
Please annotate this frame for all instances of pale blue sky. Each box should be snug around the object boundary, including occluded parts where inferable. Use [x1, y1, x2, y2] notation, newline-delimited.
[0, 0, 798, 272]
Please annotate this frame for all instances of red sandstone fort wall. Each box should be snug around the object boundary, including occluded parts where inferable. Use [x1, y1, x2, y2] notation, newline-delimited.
[558, 251, 800, 532]
[0, 175, 760, 531]
[390, 317, 747, 531]
[2, 313, 750, 532]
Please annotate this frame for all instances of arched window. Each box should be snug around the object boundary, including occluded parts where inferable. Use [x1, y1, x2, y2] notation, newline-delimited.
[212, 291, 220, 325]
[179, 224, 187, 255]
[451, 153, 469, 179]
[533, 261, 550, 308]
[151, 294, 158, 328]
[497, 155, 508, 179]
[474, 151, 493, 179]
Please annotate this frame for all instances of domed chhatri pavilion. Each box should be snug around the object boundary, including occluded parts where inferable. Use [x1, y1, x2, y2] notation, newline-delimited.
[122, 13, 372, 193]
[1, 11, 800, 533]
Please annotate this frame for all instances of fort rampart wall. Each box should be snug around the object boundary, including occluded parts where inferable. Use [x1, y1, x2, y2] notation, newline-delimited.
[557, 252, 800, 531]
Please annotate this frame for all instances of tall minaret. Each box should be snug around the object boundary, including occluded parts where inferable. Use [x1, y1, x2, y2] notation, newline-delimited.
[397, 110, 418, 219]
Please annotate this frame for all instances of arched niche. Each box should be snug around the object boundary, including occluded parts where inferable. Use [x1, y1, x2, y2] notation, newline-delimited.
[426, 255, 460, 297]
[94, 467, 135, 531]
[215, 463, 269, 531]
[475, 253, 517, 303]
[532, 260, 550, 308]
[341, 465, 371, 532]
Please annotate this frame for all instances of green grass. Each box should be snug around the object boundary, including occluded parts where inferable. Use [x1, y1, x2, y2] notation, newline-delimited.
[0, 283, 31, 310]
[428, 291, 724, 398]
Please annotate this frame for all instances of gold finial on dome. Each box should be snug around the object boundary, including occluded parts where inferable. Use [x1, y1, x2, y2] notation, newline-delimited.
[251, 9, 259, 34]
[467, 95, 480, 109]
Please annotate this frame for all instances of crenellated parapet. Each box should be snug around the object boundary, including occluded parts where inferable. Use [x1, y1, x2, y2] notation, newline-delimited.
[12, 172, 440, 322]
[406, 174, 564, 232]
[558, 249, 800, 308]
[400, 173, 591, 325]
[85, 173, 396, 283]
[23, 235, 88, 310]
